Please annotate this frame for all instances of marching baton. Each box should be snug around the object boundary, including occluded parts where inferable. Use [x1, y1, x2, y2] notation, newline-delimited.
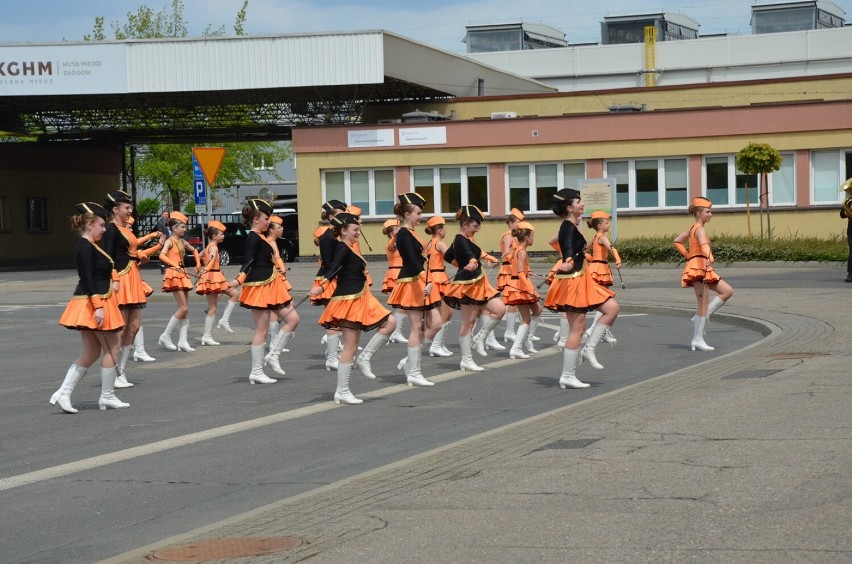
[360, 230, 373, 252]
[615, 267, 626, 289]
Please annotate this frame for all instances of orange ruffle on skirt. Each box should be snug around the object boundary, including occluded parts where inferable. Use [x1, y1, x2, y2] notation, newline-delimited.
[588, 262, 614, 287]
[310, 276, 338, 306]
[441, 273, 501, 310]
[141, 279, 153, 297]
[544, 268, 615, 314]
[115, 262, 149, 308]
[59, 291, 124, 332]
[162, 267, 193, 292]
[504, 276, 540, 306]
[381, 266, 401, 294]
[239, 272, 292, 310]
[387, 277, 442, 311]
[319, 284, 392, 332]
[681, 257, 721, 288]
[196, 270, 230, 295]
[496, 263, 512, 291]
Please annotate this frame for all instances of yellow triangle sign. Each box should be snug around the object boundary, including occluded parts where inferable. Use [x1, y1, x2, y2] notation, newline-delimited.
[192, 147, 226, 187]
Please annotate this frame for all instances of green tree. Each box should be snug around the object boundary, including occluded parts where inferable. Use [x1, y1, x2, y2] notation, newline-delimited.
[736, 143, 783, 239]
[87, 0, 288, 211]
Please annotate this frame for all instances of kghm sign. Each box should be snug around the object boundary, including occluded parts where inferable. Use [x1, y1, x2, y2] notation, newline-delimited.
[0, 60, 53, 77]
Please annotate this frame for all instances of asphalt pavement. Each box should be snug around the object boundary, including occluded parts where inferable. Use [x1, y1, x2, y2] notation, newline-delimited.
[0, 260, 849, 563]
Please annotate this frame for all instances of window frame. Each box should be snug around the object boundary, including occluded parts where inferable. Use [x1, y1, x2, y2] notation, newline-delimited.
[505, 161, 587, 215]
[410, 165, 490, 216]
[604, 157, 689, 210]
[321, 168, 396, 217]
[811, 149, 852, 205]
[701, 155, 763, 208]
[25, 197, 48, 232]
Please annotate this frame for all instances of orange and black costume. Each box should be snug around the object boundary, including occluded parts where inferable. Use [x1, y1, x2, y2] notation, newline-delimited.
[195, 242, 230, 295]
[544, 220, 614, 314]
[441, 234, 501, 309]
[504, 245, 539, 305]
[387, 227, 442, 311]
[587, 234, 621, 287]
[236, 231, 292, 310]
[102, 223, 159, 308]
[678, 223, 721, 288]
[59, 238, 124, 332]
[160, 237, 200, 292]
[310, 226, 339, 305]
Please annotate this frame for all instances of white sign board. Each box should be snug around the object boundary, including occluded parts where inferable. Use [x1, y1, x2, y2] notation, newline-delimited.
[399, 126, 447, 146]
[347, 129, 394, 148]
[0, 44, 126, 96]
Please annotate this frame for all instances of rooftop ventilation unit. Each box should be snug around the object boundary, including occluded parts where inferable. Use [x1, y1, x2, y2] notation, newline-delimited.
[491, 111, 518, 119]
[608, 103, 647, 113]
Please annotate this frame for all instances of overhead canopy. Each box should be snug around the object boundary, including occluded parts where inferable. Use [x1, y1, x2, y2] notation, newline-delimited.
[0, 30, 554, 143]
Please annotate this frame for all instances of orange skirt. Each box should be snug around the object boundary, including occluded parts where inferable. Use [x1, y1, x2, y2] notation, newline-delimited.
[239, 272, 292, 310]
[141, 279, 153, 297]
[504, 277, 540, 306]
[588, 262, 614, 287]
[196, 270, 230, 295]
[319, 284, 392, 332]
[681, 257, 721, 288]
[544, 268, 615, 313]
[116, 261, 149, 308]
[310, 276, 338, 306]
[382, 266, 401, 294]
[387, 276, 442, 311]
[496, 263, 512, 291]
[59, 291, 124, 332]
[442, 272, 502, 310]
[162, 267, 192, 292]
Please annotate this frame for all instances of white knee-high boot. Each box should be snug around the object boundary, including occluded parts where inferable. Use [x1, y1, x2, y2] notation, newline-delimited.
[158, 315, 180, 350]
[50, 364, 87, 414]
[249, 345, 277, 384]
[473, 316, 501, 357]
[525, 315, 541, 353]
[584, 310, 604, 342]
[266, 320, 279, 350]
[201, 315, 220, 346]
[133, 327, 156, 362]
[429, 322, 453, 357]
[356, 332, 390, 379]
[691, 316, 714, 351]
[406, 345, 434, 387]
[481, 313, 505, 351]
[559, 348, 589, 389]
[390, 311, 408, 343]
[99, 367, 130, 410]
[177, 319, 195, 352]
[114, 345, 134, 388]
[459, 333, 484, 372]
[581, 323, 609, 370]
[503, 310, 518, 342]
[334, 362, 362, 405]
[509, 324, 530, 359]
[264, 331, 294, 376]
[325, 332, 340, 371]
[217, 300, 237, 333]
[557, 316, 569, 348]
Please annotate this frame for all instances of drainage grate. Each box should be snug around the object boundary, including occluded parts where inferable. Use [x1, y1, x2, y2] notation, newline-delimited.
[723, 368, 781, 379]
[148, 536, 305, 561]
[536, 438, 600, 451]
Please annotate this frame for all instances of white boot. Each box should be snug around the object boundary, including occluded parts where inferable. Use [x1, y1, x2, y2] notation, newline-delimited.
[707, 296, 726, 318]
[485, 330, 506, 351]
[459, 334, 484, 372]
[325, 332, 340, 371]
[559, 348, 589, 389]
[503, 310, 517, 343]
[249, 345, 277, 384]
[389, 311, 408, 343]
[525, 315, 541, 354]
[177, 319, 196, 352]
[356, 332, 390, 379]
[132, 327, 156, 362]
[557, 316, 569, 348]
[217, 300, 237, 333]
[334, 362, 363, 405]
[50, 364, 87, 414]
[691, 316, 715, 351]
[583, 311, 602, 343]
[264, 331, 294, 376]
[473, 316, 501, 357]
[603, 328, 617, 346]
[439, 321, 453, 356]
[201, 315, 220, 346]
[406, 345, 434, 387]
[581, 323, 608, 370]
[158, 315, 180, 351]
[99, 367, 130, 410]
[114, 345, 134, 388]
[429, 322, 453, 357]
[509, 324, 530, 359]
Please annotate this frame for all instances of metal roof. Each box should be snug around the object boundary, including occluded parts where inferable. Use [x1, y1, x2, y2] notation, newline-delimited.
[0, 30, 553, 142]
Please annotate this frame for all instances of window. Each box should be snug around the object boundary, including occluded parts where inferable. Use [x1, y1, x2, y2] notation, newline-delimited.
[26, 197, 48, 232]
[321, 169, 396, 217]
[703, 156, 758, 207]
[411, 166, 489, 215]
[772, 154, 795, 205]
[605, 158, 688, 209]
[507, 161, 586, 214]
[812, 150, 852, 204]
[252, 154, 275, 171]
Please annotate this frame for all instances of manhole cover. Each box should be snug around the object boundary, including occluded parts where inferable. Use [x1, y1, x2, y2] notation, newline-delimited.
[149, 536, 304, 561]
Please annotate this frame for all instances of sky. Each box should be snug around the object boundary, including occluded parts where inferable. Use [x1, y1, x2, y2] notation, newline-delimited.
[2, 0, 851, 52]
